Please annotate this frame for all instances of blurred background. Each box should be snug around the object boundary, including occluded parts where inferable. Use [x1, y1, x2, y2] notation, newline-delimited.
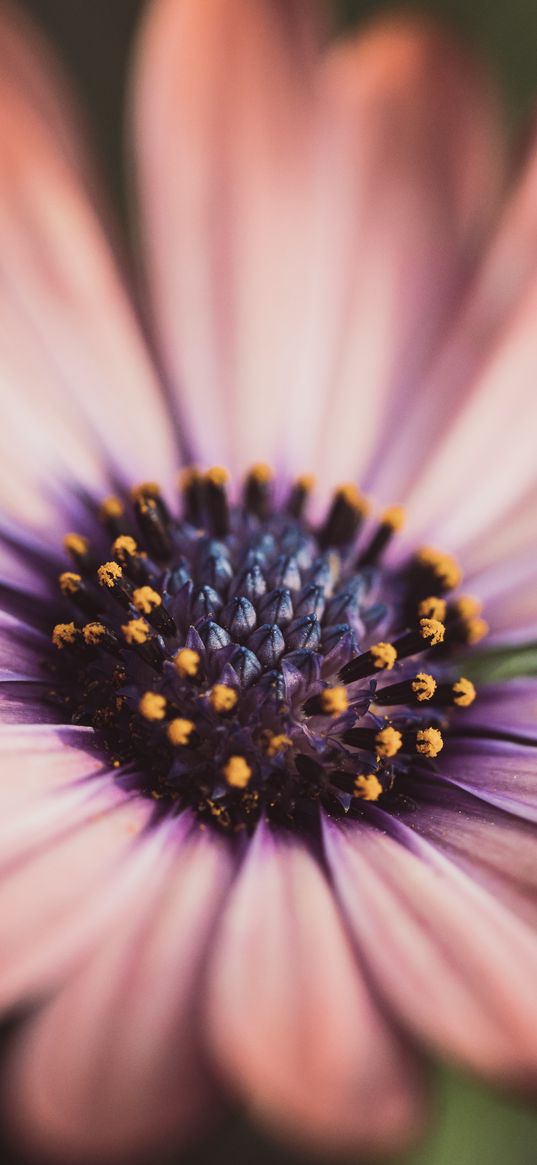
[9, 1, 537, 1163]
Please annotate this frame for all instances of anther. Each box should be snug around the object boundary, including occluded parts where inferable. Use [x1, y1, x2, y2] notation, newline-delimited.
[97, 561, 134, 609]
[132, 587, 176, 636]
[374, 672, 437, 706]
[462, 617, 489, 645]
[51, 622, 79, 649]
[174, 648, 200, 678]
[139, 692, 167, 721]
[205, 467, 230, 537]
[112, 535, 151, 584]
[82, 622, 120, 654]
[223, 755, 252, 789]
[209, 684, 238, 713]
[265, 733, 293, 758]
[319, 484, 369, 548]
[354, 773, 383, 801]
[357, 505, 405, 567]
[59, 571, 82, 597]
[167, 718, 195, 746]
[383, 618, 445, 664]
[339, 641, 397, 685]
[133, 493, 172, 561]
[304, 686, 349, 717]
[122, 617, 150, 645]
[415, 547, 462, 592]
[343, 725, 403, 758]
[414, 727, 444, 757]
[286, 475, 315, 520]
[59, 572, 100, 616]
[244, 463, 273, 520]
[63, 533, 91, 570]
[452, 678, 476, 707]
[418, 596, 447, 621]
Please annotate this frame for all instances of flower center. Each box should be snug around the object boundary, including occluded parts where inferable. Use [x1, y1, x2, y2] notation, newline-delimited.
[50, 466, 485, 833]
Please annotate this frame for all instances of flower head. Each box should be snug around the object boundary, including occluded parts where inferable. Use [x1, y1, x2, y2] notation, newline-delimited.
[0, 2, 536, 1163]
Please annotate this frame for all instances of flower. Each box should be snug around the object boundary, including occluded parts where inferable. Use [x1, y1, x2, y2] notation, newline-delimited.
[0, 0, 536, 1161]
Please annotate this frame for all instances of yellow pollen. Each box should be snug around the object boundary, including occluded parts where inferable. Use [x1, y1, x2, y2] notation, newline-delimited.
[59, 571, 82, 596]
[375, 726, 403, 758]
[179, 465, 202, 489]
[416, 547, 462, 590]
[99, 496, 124, 520]
[416, 727, 444, 758]
[320, 687, 349, 717]
[382, 505, 406, 531]
[131, 481, 161, 501]
[223, 755, 252, 789]
[412, 672, 437, 702]
[370, 642, 398, 670]
[265, 733, 293, 758]
[336, 483, 369, 514]
[122, 618, 150, 645]
[418, 596, 447, 622]
[112, 535, 138, 560]
[209, 684, 238, 713]
[354, 773, 383, 801]
[174, 647, 200, 677]
[249, 462, 273, 483]
[51, 622, 77, 648]
[295, 473, 316, 492]
[206, 466, 230, 487]
[453, 678, 477, 707]
[132, 586, 162, 615]
[98, 561, 123, 588]
[464, 617, 489, 645]
[454, 595, 482, 620]
[82, 622, 106, 645]
[419, 618, 445, 646]
[63, 533, 89, 558]
[139, 692, 166, 721]
[167, 718, 195, 746]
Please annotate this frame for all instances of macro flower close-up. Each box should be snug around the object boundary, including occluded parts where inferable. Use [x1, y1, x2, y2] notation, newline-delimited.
[0, 0, 537, 1163]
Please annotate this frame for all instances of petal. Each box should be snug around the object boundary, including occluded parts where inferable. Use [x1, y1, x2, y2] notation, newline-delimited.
[132, 0, 318, 474]
[325, 813, 537, 1081]
[441, 737, 537, 823]
[461, 679, 537, 742]
[6, 819, 234, 1161]
[207, 822, 424, 1154]
[0, 3, 177, 525]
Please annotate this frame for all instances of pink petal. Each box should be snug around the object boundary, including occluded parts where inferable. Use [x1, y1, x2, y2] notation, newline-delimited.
[207, 822, 424, 1154]
[6, 819, 234, 1161]
[443, 738, 537, 822]
[461, 680, 537, 741]
[0, 4, 176, 525]
[325, 815, 537, 1081]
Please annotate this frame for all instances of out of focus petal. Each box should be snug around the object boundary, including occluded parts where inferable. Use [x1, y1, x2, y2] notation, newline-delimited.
[207, 822, 425, 1154]
[0, 3, 177, 524]
[6, 820, 233, 1162]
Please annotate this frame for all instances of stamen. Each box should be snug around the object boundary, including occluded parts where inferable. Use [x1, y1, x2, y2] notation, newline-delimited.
[205, 467, 230, 536]
[415, 547, 462, 592]
[265, 733, 293, 758]
[167, 718, 195, 745]
[418, 596, 447, 621]
[122, 617, 150, 645]
[132, 586, 161, 614]
[139, 692, 167, 721]
[51, 622, 78, 648]
[304, 686, 349, 717]
[343, 725, 403, 758]
[319, 484, 369, 548]
[63, 533, 90, 568]
[209, 684, 238, 713]
[174, 647, 200, 678]
[339, 641, 397, 685]
[354, 773, 383, 801]
[374, 672, 437, 706]
[98, 561, 123, 589]
[357, 505, 405, 566]
[223, 756, 252, 789]
[244, 463, 273, 520]
[415, 727, 444, 757]
[286, 474, 315, 519]
[452, 678, 476, 707]
[463, 617, 489, 645]
[179, 467, 204, 526]
[59, 571, 82, 597]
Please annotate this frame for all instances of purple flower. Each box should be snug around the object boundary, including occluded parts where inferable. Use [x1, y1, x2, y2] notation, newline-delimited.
[0, 1, 536, 1161]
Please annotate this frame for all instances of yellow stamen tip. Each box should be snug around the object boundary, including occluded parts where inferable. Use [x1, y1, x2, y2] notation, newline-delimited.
[295, 473, 316, 492]
[416, 727, 444, 758]
[179, 466, 202, 489]
[370, 642, 398, 670]
[132, 586, 162, 615]
[464, 617, 489, 645]
[99, 496, 124, 520]
[131, 481, 161, 501]
[411, 672, 437, 702]
[122, 617, 150, 645]
[454, 595, 482, 620]
[51, 622, 77, 648]
[223, 755, 252, 789]
[375, 726, 403, 758]
[59, 571, 82, 596]
[249, 462, 273, 483]
[416, 546, 462, 590]
[354, 773, 383, 801]
[209, 684, 238, 713]
[63, 533, 89, 558]
[382, 505, 406, 531]
[320, 686, 349, 717]
[174, 647, 200, 678]
[419, 618, 445, 646]
[98, 561, 123, 588]
[139, 692, 166, 721]
[167, 718, 195, 746]
[337, 483, 369, 515]
[112, 535, 138, 560]
[453, 678, 476, 707]
[418, 596, 447, 622]
[82, 622, 106, 645]
[265, 733, 293, 758]
[206, 466, 230, 487]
